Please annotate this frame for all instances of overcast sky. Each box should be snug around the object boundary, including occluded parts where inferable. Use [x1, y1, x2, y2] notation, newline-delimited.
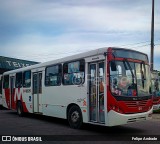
[0, 0, 160, 70]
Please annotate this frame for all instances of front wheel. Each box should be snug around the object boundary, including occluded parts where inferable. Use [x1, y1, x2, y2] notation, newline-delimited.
[17, 102, 24, 117]
[68, 105, 83, 129]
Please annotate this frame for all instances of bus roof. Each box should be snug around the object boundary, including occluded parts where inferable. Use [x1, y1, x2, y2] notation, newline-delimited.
[2, 47, 148, 75]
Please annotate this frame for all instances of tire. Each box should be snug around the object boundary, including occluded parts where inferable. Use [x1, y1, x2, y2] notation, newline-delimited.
[68, 105, 83, 129]
[17, 102, 24, 117]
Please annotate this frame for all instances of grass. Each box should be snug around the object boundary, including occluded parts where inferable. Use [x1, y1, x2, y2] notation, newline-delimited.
[153, 109, 160, 113]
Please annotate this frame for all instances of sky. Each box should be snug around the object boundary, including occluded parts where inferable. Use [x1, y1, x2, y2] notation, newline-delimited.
[0, 0, 160, 70]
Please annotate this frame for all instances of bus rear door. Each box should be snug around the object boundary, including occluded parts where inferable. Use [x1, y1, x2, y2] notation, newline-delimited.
[32, 72, 42, 113]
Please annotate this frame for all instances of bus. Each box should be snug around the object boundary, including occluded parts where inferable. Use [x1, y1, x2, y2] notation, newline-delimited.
[2, 47, 153, 128]
[151, 70, 160, 111]
[0, 75, 2, 106]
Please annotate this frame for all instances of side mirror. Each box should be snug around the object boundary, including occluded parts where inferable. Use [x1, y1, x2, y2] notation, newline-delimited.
[111, 61, 117, 71]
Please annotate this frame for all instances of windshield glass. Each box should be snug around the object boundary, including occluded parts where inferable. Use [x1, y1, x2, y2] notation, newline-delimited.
[113, 49, 148, 62]
[110, 61, 151, 97]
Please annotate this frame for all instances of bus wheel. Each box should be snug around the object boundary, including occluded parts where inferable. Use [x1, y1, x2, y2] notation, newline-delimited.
[17, 102, 24, 117]
[68, 105, 83, 129]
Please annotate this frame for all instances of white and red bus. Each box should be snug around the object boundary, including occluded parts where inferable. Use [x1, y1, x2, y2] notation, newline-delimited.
[2, 47, 152, 128]
[151, 70, 160, 111]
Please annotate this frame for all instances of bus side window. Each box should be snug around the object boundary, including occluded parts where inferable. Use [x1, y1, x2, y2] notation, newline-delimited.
[3, 75, 9, 89]
[23, 71, 31, 88]
[63, 59, 85, 85]
[15, 72, 22, 88]
[45, 64, 62, 86]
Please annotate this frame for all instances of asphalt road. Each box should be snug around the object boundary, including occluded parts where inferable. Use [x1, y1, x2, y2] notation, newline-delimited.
[0, 107, 160, 144]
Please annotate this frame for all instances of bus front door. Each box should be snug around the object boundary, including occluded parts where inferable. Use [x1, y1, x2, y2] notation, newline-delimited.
[33, 72, 42, 113]
[89, 62, 105, 123]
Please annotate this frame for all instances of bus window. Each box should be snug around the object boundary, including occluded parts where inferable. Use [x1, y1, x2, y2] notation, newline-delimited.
[3, 75, 9, 89]
[15, 72, 22, 88]
[63, 60, 85, 85]
[45, 64, 62, 86]
[23, 71, 31, 88]
[135, 63, 150, 96]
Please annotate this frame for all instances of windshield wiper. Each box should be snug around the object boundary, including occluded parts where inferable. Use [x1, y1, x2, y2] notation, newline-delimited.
[123, 58, 135, 84]
[141, 61, 146, 80]
[141, 61, 147, 89]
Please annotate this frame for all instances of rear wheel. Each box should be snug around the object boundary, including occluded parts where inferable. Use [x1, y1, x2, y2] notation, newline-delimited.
[17, 102, 24, 117]
[68, 105, 83, 129]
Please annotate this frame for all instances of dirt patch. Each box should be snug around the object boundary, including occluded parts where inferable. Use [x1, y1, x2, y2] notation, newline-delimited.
[152, 113, 160, 121]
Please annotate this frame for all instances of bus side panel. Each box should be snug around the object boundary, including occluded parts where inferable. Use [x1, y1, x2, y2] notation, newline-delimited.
[80, 82, 88, 123]
[22, 88, 33, 113]
[22, 101, 29, 113]
[42, 85, 87, 119]
[13, 88, 29, 113]
[3, 88, 10, 109]
[11, 88, 16, 109]
[42, 86, 70, 119]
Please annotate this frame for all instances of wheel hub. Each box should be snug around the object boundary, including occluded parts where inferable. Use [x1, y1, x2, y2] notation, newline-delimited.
[71, 111, 79, 123]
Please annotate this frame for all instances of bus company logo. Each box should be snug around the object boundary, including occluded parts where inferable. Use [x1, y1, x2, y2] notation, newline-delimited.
[2, 136, 11, 141]
[14, 88, 23, 101]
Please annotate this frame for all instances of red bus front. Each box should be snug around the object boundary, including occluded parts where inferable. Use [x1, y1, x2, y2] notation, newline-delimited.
[106, 48, 153, 126]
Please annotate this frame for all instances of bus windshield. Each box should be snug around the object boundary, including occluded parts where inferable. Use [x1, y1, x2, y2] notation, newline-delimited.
[110, 60, 151, 97]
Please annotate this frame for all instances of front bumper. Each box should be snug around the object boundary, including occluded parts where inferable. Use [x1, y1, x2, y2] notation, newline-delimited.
[107, 107, 153, 126]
